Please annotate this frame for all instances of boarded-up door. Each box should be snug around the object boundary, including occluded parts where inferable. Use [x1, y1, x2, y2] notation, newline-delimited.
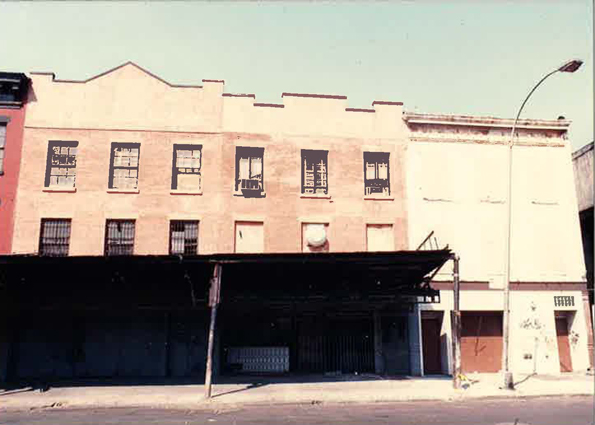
[235, 221, 264, 253]
[555, 317, 573, 372]
[366, 224, 394, 252]
[461, 312, 503, 373]
[422, 318, 442, 374]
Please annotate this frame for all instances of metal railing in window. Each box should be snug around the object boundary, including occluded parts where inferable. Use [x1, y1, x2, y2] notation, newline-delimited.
[39, 219, 71, 256]
[169, 220, 199, 255]
[235, 146, 264, 196]
[554, 296, 574, 307]
[172, 144, 202, 191]
[364, 152, 390, 196]
[104, 220, 135, 256]
[44, 141, 78, 188]
[108, 143, 140, 190]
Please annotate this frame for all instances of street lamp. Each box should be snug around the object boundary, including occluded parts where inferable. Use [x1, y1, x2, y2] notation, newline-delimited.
[501, 59, 583, 390]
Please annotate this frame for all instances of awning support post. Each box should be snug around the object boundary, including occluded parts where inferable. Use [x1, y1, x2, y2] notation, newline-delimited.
[373, 310, 385, 375]
[451, 255, 462, 389]
[205, 263, 222, 399]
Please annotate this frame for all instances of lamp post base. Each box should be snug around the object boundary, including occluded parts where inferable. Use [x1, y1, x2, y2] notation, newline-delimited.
[500, 371, 515, 390]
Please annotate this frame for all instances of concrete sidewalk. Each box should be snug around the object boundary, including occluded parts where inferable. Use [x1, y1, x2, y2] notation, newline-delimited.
[0, 373, 593, 410]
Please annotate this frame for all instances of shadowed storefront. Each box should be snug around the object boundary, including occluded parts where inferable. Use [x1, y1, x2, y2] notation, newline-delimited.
[0, 250, 452, 391]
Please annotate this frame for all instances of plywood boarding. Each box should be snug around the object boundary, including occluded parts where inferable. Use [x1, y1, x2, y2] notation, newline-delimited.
[234, 221, 264, 253]
[461, 312, 503, 373]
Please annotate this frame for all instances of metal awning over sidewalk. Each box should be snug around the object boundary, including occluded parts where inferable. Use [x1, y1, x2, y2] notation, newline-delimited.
[0, 250, 451, 303]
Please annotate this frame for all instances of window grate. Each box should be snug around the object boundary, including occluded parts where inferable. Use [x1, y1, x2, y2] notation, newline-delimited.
[554, 296, 574, 307]
[39, 219, 71, 256]
[104, 220, 135, 256]
[169, 220, 199, 255]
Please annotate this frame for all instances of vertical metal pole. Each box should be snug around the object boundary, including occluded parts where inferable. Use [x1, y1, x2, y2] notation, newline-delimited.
[502, 126, 515, 390]
[452, 255, 461, 389]
[205, 263, 222, 399]
[373, 310, 384, 375]
[501, 67, 561, 390]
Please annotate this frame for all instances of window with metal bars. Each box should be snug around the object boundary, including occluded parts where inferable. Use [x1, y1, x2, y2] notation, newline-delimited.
[301, 149, 328, 195]
[44, 141, 78, 188]
[0, 123, 6, 176]
[104, 220, 135, 256]
[554, 296, 574, 307]
[38, 219, 71, 256]
[235, 146, 264, 196]
[171, 144, 202, 191]
[363, 152, 390, 196]
[169, 220, 199, 255]
[108, 143, 140, 190]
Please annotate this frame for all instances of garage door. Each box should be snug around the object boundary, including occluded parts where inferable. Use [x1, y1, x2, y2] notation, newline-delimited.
[461, 312, 503, 373]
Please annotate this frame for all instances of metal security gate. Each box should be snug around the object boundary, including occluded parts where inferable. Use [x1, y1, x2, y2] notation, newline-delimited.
[296, 316, 374, 374]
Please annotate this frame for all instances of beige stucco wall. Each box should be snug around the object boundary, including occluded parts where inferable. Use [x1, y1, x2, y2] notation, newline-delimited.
[407, 124, 586, 284]
[13, 64, 408, 255]
[420, 289, 591, 375]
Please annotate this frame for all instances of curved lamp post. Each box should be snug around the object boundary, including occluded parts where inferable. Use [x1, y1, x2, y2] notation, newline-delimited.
[502, 59, 583, 390]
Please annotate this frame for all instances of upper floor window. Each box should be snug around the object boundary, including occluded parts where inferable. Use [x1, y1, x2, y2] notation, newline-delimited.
[172, 144, 202, 191]
[364, 152, 390, 197]
[301, 149, 328, 195]
[44, 141, 78, 188]
[39, 218, 71, 257]
[108, 143, 140, 190]
[0, 123, 5, 176]
[235, 146, 264, 197]
[169, 220, 199, 255]
[104, 219, 135, 256]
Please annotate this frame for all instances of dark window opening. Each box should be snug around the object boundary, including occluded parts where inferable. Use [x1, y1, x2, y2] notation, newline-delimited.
[235, 146, 264, 197]
[301, 149, 328, 195]
[44, 141, 78, 188]
[39, 219, 71, 257]
[171, 144, 202, 191]
[364, 152, 390, 196]
[108, 143, 140, 190]
[169, 220, 199, 255]
[0, 73, 29, 105]
[104, 219, 135, 256]
[0, 124, 6, 175]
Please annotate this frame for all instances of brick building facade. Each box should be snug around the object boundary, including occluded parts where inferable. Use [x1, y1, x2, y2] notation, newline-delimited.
[0, 62, 590, 383]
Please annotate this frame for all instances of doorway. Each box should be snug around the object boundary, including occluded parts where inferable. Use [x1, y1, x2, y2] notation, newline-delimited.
[421, 311, 443, 375]
[555, 313, 573, 373]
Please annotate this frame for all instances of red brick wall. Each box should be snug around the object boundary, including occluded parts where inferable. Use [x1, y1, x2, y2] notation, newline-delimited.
[0, 105, 27, 254]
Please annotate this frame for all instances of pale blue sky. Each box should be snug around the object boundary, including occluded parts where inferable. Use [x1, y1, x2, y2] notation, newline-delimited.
[2, 1, 592, 149]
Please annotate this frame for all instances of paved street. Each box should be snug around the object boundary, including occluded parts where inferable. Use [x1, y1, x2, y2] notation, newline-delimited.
[1, 396, 592, 425]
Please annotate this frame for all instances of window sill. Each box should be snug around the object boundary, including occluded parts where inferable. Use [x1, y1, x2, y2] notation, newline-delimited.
[171, 189, 203, 196]
[233, 191, 267, 198]
[43, 187, 77, 193]
[364, 196, 394, 201]
[107, 188, 140, 194]
[300, 194, 331, 199]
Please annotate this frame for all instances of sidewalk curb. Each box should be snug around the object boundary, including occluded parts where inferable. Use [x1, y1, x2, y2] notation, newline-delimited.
[1, 392, 592, 412]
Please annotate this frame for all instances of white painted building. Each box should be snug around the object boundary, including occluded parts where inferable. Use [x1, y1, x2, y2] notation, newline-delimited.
[405, 113, 592, 376]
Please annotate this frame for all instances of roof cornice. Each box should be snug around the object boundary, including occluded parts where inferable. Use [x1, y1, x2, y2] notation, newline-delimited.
[403, 112, 571, 131]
